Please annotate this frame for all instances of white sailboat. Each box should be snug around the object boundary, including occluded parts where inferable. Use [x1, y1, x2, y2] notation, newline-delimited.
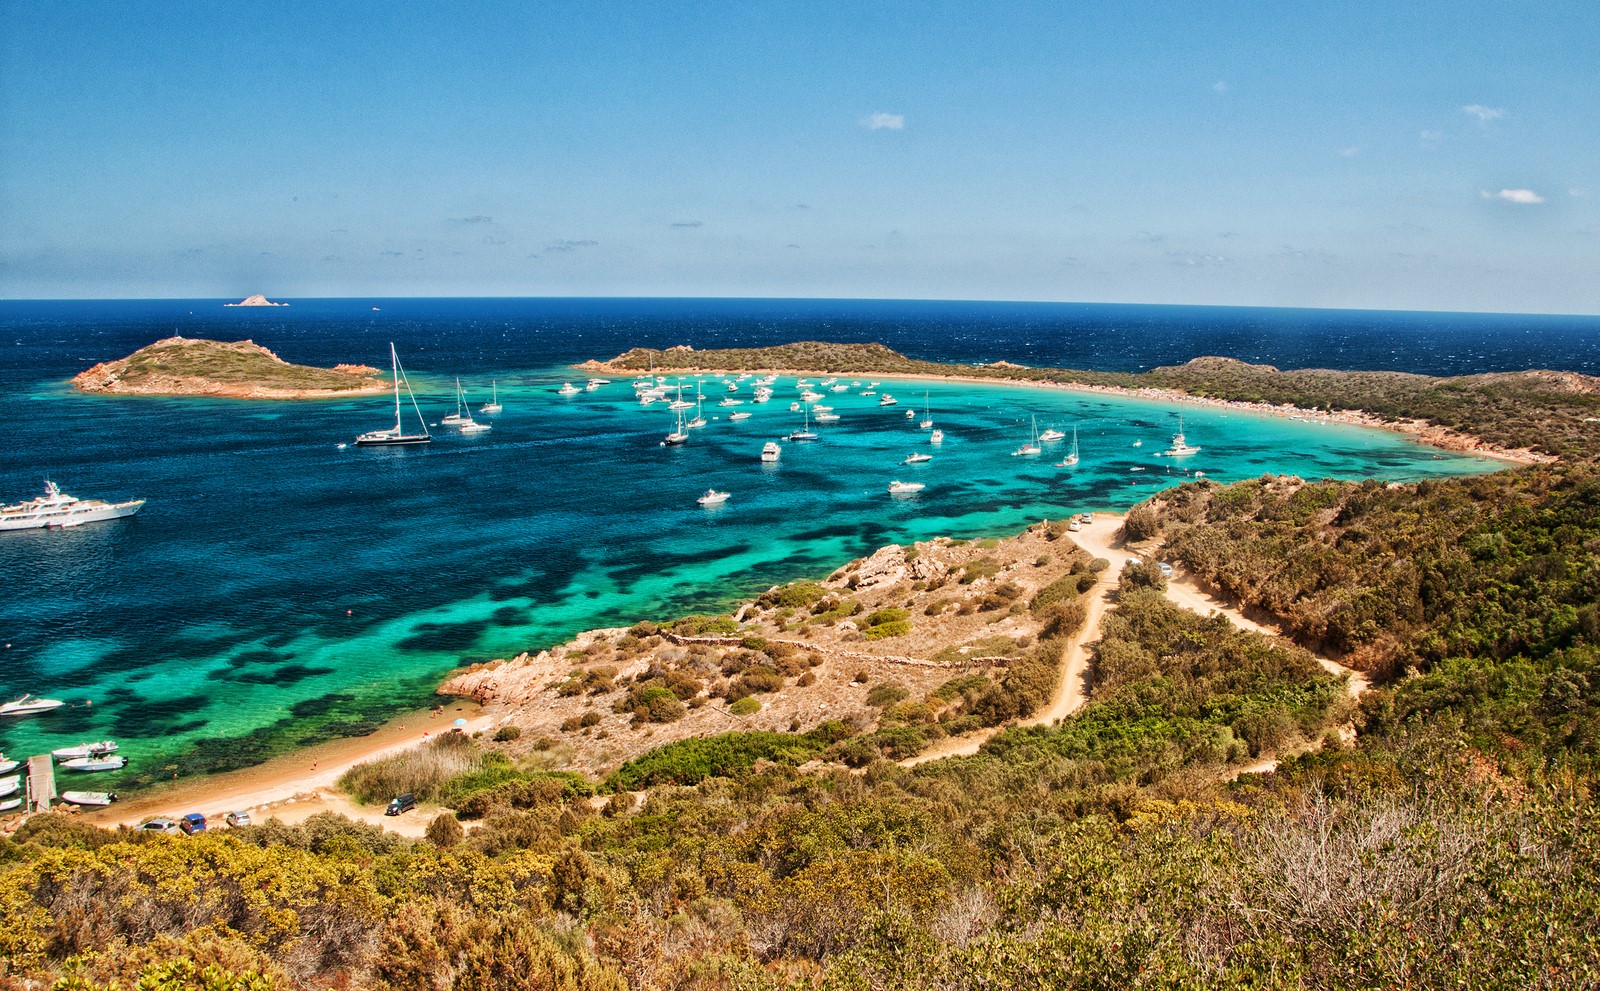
[788, 406, 818, 441]
[1162, 415, 1201, 457]
[356, 345, 432, 447]
[920, 391, 933, 430]
[480, 381, 503, 414]
[449, 380, 491, 434]
[442, 378, 469, 426]
[663, 409, 689, 446]
[687, 394, 707, 429]
[1012, 415, 1042, 456]
[1055, 426, 1080, 468]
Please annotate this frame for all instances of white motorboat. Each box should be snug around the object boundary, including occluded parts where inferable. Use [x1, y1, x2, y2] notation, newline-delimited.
[1012, 415, 1042, 456]
[355, 344, 431, 447]
[1, 481, 144, 532]
[831, 384, 849, 392]
[481, 381, 503, 413]
[0, 756, 20, 775]
[902, 453, 932, 464]
[930, 429, 944, 444]
[60, 791, 117, 806]
[887, 480, 925, 494]
[879, 394, 898, 406]
[905, 409, 915, 419]
[761, 442, 781, 463]
[0, 694, 65, 717]
[0, 775, 19, 798]
[814, 411, 840, 423]
[726, 381, 739, 392]
[557, 382, 582, 396]
[812, 404, 833, 412]
[1039, 427, 1066, 443]
[728, 411, 752, 421]
[0, 797, 21, 813]
[457, 419, 492, 435]
[719, 398, 743, 407]
[861, 390, 877, 397]
[61, 754, 127, 773]
[800, 390, 824, 403]
[51, 741, 118, 760]
[1162, 415, 1201, 457]
[697, 489, 730, 506]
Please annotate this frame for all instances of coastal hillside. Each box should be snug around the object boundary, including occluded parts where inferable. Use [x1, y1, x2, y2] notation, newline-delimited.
[72, 336, 387, 399]
[589, 342, 1600, 458]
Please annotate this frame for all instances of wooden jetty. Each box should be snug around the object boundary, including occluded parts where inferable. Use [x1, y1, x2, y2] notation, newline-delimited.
[26, 754, 55, 812]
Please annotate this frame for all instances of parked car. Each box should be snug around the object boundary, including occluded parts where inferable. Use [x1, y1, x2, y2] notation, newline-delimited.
[139, 817, 182, 835]
[1067, 519, 1082, 532]
[1079, 513, 1094, 524]
[1157, 562, 1174, 577]
[179, 812, 207, 834]
[385, 792, 417, 816]
[224, 810, 251, 828]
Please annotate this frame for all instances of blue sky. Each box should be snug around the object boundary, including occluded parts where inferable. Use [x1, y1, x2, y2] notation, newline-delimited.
[2, 2, 1596, 313]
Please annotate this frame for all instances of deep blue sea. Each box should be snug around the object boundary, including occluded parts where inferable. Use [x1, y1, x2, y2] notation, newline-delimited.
[3, 297, 1595, 786]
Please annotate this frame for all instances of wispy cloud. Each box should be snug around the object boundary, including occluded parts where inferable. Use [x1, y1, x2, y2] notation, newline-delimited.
[453, 215, 494, 224]
[1463, 104, 1505, 124]
[1338, 145, 1361, 157]
[860, 112, 905, 130]
[669, 220, 703, 229]
[1571, 188, 1590, 199]
[1482, 188, 1545, 205]
[1419, 129, 1444, 148]
[1211, 80, 1229, 95]
[545, 239, 599, 253]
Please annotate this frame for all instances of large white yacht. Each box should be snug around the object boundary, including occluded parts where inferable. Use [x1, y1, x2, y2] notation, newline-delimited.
[0, 694, 66, 716]
[1, 482, 144, 532]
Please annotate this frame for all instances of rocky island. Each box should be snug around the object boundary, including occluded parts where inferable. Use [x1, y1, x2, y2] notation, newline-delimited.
[71, 336, 388, 399]
[223, 293, 287, 307]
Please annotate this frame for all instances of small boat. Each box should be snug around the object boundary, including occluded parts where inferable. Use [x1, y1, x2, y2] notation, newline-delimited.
[728, 411, 752, 421]
[697, 489, 730, 506]
[902, 453, 932, 464]
[831, 384, 849, 392]
[861, 390, 877, 397]
[0, 797, 21, 813]
[0, 694, 65, 717]
[60, 791, 117, 807]
[718, 398, 743, 407]
[1055, 427, 1080, 468]
[0, 756, 19, 775]
[457, 419, 491, 435]
[1012, 415, 1042, 457]
[441, 378, 470, 426]
[930, 429, 944, 444]
[61, 754, 127, 773]
[789, 401, 801, 411]
[686, 396, 707, 428]
[761, 442, 781, 463]
[663, 410, 689, 446]
[920, 391, 933, 430]
[887, 480, 925, 494]
[0, 776, 18, 798]
[557, 382, 581, 396]
[905, 409, 915, 419]
[814, 412, 840, 423]
[481, 381, 503, 413]
[1, 481, 145, 532]
[812, 404, 833, 412]
[1039, 427, 1066, 443]
[726, 381, 739, 392]
[52, 741, 118, 760]
[356, 344, 431, 447]
[801, 390, 824, 403]
[1162, 416, 1201, 457]
[820, 378, 836, 386]
[879, 394, 898, 406]
[788, 407, 819, 442]
[1132, 440, 1143, 447]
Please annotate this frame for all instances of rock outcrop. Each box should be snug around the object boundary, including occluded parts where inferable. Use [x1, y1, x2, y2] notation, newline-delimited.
[72, 337, 389, 399]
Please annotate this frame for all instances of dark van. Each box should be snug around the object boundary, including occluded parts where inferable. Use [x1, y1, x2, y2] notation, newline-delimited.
[385, 793, 416, 816]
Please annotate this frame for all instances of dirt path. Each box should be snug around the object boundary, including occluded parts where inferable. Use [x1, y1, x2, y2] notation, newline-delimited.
[901, 514, 1127, 766]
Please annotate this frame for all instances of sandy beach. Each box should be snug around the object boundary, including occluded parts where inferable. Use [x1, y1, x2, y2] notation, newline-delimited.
[68, 699, 496, 836]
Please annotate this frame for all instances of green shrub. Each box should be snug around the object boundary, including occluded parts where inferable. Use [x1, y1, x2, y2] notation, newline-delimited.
[492, 725, 522, 743]
[866, 682, 909, 708]
[729, 697, 761, 716]
[864, 620, 912, 639]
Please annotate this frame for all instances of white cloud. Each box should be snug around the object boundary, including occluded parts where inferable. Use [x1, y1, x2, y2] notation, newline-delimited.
[1481, 188, 1545, 204]
[1338, 146, 1361, 157]
[1463, 104, 1505, 124]
[1212, 80, 1229, 95]
[1571, 188, 1590, 199]
[860, 112, 905, 130]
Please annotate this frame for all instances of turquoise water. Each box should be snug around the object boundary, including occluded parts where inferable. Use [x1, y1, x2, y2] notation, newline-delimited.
[0, 300, 1513, 787]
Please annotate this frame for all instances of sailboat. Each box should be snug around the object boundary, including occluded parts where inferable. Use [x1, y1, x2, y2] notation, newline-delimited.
[686, 394, 707, 429]
[920, 391, 933, 430]
[1012, 415, 1042, 456]
[788, 406, 818, 441]
[355, 344, 432, 447]
[1161, 415, 1201, 457]
[480, 381, 502, 414]
[1055, 426, 1080, 468]
[663, 409, 689, 446]
[442, 378, 469, 426]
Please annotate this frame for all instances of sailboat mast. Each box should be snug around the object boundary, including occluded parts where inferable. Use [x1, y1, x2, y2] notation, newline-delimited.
[389, 343, 403, 431]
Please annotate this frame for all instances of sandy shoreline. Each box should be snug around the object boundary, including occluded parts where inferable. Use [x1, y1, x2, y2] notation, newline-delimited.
[67, 699, 496, 833]
[581, 360, 1554, 466]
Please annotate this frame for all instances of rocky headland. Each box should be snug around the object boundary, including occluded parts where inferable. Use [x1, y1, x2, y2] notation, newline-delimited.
[72, 336, 388, 399]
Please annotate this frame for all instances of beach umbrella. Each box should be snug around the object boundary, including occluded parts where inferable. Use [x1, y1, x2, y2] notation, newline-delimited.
[453, 718, 467, 727]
